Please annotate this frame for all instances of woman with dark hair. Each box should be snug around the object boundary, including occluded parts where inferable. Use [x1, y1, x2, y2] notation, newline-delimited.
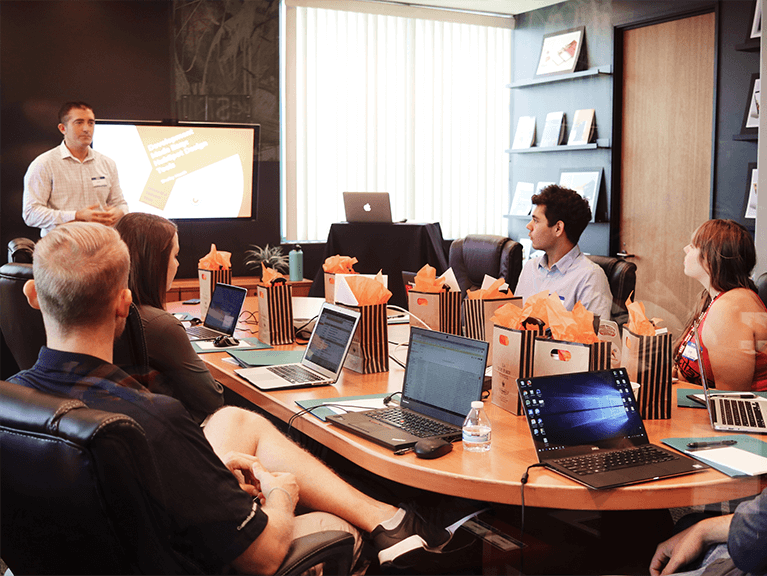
[675, 219, 767, 391]
[116, 212, 223, 422]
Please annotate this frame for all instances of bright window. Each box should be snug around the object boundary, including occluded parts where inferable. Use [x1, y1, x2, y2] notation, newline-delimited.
[282, 0, 512, 242]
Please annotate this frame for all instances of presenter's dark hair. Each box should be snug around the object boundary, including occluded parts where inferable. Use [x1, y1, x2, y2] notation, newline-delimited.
[58, 101, 93, 124]
[531, 185, 592, 245]
[115, 213, 178, 310]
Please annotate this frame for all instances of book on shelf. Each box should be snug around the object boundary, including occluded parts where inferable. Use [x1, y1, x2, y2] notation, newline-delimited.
[567, 108, 595, 145]
[512, 116, 536, 149]
[508, 182, 534, 216]
[539, 111, 566, 147]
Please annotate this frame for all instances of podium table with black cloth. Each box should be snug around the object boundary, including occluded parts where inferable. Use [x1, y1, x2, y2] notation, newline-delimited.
[310, 222, 449, 308]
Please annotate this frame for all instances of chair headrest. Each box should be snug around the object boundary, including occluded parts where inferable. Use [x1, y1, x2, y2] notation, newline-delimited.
[0, 380, 137, 442]
[0, 261, 34, 281]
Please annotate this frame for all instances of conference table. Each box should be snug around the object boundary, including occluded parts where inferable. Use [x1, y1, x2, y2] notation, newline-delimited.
[173, 298, 766, 512]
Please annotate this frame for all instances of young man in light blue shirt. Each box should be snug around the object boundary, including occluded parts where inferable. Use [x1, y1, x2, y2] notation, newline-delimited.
[515, 185, 613, 321]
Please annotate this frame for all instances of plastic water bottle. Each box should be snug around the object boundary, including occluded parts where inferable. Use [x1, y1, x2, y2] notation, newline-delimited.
[289, 245, 303, 281]
[462, 401, 491, 452]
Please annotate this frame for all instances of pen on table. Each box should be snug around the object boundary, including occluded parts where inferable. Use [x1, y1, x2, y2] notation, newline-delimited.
[686, 440, 738, 450]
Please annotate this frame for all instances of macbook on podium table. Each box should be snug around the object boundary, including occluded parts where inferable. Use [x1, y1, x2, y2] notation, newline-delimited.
[343, 192, 393, 223]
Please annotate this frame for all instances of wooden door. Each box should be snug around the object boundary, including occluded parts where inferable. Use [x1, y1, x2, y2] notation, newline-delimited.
[620, 12, 715, 335]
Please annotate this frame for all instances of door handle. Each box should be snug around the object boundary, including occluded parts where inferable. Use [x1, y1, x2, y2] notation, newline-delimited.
[616, 252, 635, 258]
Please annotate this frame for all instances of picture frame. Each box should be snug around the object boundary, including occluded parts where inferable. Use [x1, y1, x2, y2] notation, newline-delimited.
[745, 162, 758, 219]
[741, 73, 760, 136]
[558, 168, 603, 222]
[752, 0, 762, 39]
[535, 26, 585, 77]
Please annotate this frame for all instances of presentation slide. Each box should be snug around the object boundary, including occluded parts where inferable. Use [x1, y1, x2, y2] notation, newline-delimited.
[93, 123, 256, 219]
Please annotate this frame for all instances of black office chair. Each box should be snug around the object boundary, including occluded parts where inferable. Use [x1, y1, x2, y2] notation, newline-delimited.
[0, 262, 148, 371]
[7, 237, 35, 264]
[756, 272, 767, 308]
[586, 255, 637, 326]
[449, 234, 523, 296]
[0, 379, 356, 575]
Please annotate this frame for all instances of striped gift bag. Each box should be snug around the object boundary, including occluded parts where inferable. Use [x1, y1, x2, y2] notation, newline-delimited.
[256, 280, 295, 345]
[407, 289, 462, 334]
[622, 327, 673, 419]
[341, 303, 389, 374]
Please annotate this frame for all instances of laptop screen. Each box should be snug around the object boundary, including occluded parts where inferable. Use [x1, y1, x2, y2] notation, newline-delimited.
[518, 369, 649, 460]
[304, 305, 359, 373]
[204, 283, 247, 333]
[400, 328, 489, 427]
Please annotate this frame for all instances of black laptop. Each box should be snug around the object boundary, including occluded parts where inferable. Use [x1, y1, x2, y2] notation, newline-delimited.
[518, 368, 708, 489]
[185, 283, 248, 341]
[326, 327, 489, 450]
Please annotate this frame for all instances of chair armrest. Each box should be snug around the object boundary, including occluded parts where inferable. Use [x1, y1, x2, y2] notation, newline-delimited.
[275, 530, 356, 576]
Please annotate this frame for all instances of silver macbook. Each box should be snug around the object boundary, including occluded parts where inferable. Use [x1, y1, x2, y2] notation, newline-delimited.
[326, 327, 489, 450]
[343, 192, 393, 223]
[235, 303, 361, 391]
[185, 283, 248, 341]
[690, 324, 767, 433]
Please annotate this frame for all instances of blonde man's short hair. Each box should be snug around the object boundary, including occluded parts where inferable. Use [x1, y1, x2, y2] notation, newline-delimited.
[33, 222, 130, 331]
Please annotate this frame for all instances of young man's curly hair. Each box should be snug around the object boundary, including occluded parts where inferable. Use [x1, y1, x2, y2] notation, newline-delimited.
[531, 185, 592, 245]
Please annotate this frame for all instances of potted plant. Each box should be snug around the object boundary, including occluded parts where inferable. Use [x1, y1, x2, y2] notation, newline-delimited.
[244, 244, 289, 276]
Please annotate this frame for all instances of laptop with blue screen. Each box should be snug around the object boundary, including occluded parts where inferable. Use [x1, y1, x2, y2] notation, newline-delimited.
[518, 368, 707, 489]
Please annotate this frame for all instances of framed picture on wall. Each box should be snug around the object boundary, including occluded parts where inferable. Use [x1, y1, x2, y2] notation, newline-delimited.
[741, 73, 760, 136]
[558, 168, 603, 222]
[752, 0, 762, 39]
[745, 162, 758, 219]
[535, 27, 585, 77]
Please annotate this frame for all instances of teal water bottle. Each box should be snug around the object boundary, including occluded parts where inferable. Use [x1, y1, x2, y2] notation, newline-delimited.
[289, 245, 303, 281]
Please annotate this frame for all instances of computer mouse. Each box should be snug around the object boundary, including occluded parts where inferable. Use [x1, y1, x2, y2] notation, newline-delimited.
[413, 438, 453, 459]
[213, 335, 239, 347]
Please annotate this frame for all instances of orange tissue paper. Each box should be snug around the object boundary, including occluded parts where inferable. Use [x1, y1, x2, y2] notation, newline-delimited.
[343, 272, 392, 305]
[198, 244, 231, 270]
[323, 255, 358, 274]
[626, 294, 660, 336]
[413, 264, 448, 293]
[466, 277, 509, 300]
[260, 265, 286, 285]
[520, 291, 599, 344]
[491, 302, 527, 330]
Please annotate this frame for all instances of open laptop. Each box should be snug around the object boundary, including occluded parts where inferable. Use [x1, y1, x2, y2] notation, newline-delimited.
[186, 283, 248, 341]
[235, 303, 361, 391]
[518, 368, 708, 489]
[343, 192, 393, 223]
[689, 324, 767, 433]
[326, 327, 489, 450]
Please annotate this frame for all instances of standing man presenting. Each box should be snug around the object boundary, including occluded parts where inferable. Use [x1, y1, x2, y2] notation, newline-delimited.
[515, 184, 613, 321]
[23, 101, 128, 236]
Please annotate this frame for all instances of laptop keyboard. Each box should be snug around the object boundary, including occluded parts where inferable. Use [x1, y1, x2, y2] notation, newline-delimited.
[718, 398, 766, 428]
[267, 364, 325, 384]
[186, 325, 225, 340]
[552, 445, 679, 477]
[368, 407, 460, 439]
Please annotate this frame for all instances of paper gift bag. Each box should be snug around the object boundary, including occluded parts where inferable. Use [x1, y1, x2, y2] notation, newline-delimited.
[199, 268, 232, 319]
[342, 303, 389, 374]
[622, 327, 673, 419]
[533, 338, 611, 376]
[491, 324, 537, 415]
[257, 280, 295, 346]
[408, 289, 462, 334]
[462, 296, 522, 365]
